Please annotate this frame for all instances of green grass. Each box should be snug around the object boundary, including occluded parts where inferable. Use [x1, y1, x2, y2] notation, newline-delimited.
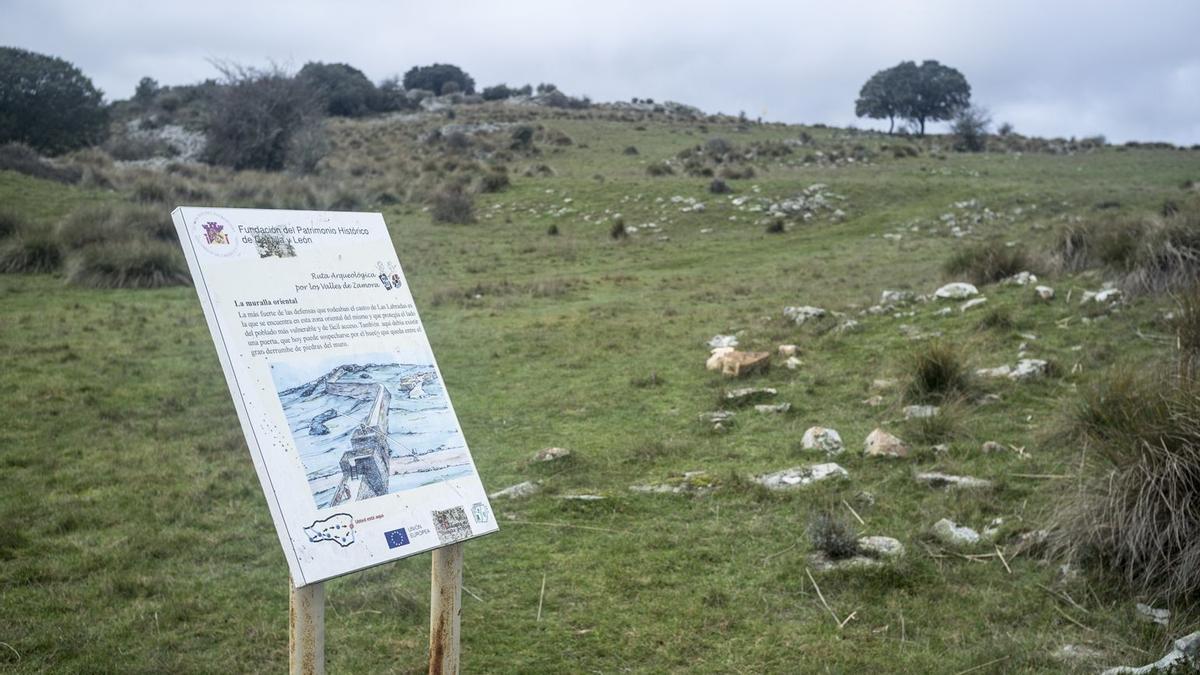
[1, 108, 1199, 672]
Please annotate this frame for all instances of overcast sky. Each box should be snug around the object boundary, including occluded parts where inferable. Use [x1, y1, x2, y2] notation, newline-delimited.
[2, 0, 1197, 144]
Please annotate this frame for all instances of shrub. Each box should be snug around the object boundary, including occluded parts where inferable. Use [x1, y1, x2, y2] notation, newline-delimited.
[975, 307, 1014, 331]
[1176, 290, 1200, 382]
[0, 47, 108, 154]
[546, 224, 559, 236]
[951, 106, 991, 152]
[510, 125, 535, 151]
[297, 62, 378, 117]
[0, 142, 82, 183]
[1048, 367, 1200, 603]
[709, 178, 731, 194]
[904, 341, 972, 404]
[766, 219, 785, 234]
[0, 209, 25, 239]
[65, 240, 190, 288]
[808, 512, 859, 560]
[132, 177, 172, 204]
[202, 64, 327, 172]
[481, 84, 513, 101]
[645, 162, 673, 177]
[622, 146, 639, 155]
[479, 169, 510, 193]
[57, 204, 176, 248]
[1054, 206, 1200, 295]
[403, 64, 474, 96]
[0, 231, 62, 273]
[943, 241, 1032, 285]
[430, 185, 475, 224]
[610, 219, 627, 240]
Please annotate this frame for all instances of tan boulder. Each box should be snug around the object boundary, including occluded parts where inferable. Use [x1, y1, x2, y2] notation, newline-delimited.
[864, 428, 909, 458]
[720, 350, 770, 378]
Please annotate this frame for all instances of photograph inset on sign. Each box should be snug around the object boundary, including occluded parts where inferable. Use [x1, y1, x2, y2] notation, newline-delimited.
[270, 352, 475, 509]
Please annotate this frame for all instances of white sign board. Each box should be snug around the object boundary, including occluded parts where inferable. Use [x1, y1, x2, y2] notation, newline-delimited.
[172, 206, 497, 586]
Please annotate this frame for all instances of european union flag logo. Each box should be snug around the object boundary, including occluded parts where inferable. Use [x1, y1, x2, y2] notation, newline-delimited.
[384, 528, 410, 549]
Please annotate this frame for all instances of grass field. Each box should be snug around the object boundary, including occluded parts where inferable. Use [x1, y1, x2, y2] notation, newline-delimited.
[2, 106, 1199, 672]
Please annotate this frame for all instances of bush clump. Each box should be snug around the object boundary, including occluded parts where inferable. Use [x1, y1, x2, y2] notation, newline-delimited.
[65, 240, 190, 289]
[1048, 366, 1200, 603]
[0, 47, 108, 153]
[904, 341, 972, 404]
[0, 208, 26, 239]
[0, 142, 83, 183]
[430, 185, 475, 224]
[0, 231, 63, 273]
[808, 512, 859, 560]
[943, 241, 1032, 285]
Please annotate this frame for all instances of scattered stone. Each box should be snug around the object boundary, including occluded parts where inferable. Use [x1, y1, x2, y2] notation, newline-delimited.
[699, 410, 736, 432]
[721, 350, 771, 378]
[783, 305, 827, 325]
[862, 395, 884, 407]
[916, 472, 993, 489]
[490, 481, 541, 500]
[801, 426, 844, 455]
[932, 518, 981, 547]
[784, 356, 803, 370]
[558, 494, 606, 501]
[706, 347, 735, 371]
[630, 470, 719, 496]
[935, 282, 979, 299]
[778, 344, 799, 357]
[1035, 285, 1055, 301]
[1136, 603, 1171, 626]
[1003, 271, 1038, 286]
[932, 443, 950, 454]
[976, 364, 1013, 378]
[1010, 359, 1049, 380]
[808, 551, 882, 571]
[755, 463, 848, 489]
[982, 517, 1004, 540]
[835, 319, 861, 334]
[724, 387, 777, 405]
[708, 334, 739, 348]
[533, 447, 571, 462]
[1101, 632, 1200, 675]
[858, 535, 905, 558]
[880, 289, 914, 305]
[864, 428, 909, 458]
[981, 441, 1006, 453]
[855, 491, 876, 507]
[960, 297, 988, 312]
[1083, 287, 1123, 305]
[903, 405, 939, 420]
[755, 403, 791, 414]
[871, 378, 898, 391]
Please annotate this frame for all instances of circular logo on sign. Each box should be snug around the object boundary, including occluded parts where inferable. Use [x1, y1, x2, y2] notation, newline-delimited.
[192, 211, 239, 257]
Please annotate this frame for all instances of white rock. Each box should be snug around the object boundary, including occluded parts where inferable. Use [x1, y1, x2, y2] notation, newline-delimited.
[724, 387, 777, 404]
[1136, 603, 1170, 626]
[755, 463, 848, 490]
[1004, 271, 1038, 286]
[1101, 631, 1200, 675]
[864, 428, 909, 458]
[533, 447, 571, 462]
[1010, 359, 1049, 380]
[880, 290, 914, 305]
[935, 282, 979, 299]
[708, 334, 739, 348]
[784, 356, 803, 370]
[490, 481, 540, 500]
[801, 427, 844, 455]
[916, 472, 993, 489]
[932, 518, 980, 547]
[754, 403, 791, 414]
[903, 405, 939, 419]
[976, 365, 1013, 378]
[858, 535, 905, 558]
[783, 305, 827, 325]
[960, 297, 988, 312]
[778, 344, 799, 357]
[706, 347, 735, 371]
[1035, 285, 1055, 300]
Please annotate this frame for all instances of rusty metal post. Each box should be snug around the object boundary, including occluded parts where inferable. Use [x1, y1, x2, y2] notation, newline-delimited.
[429, 543, 463, 675]
[290, 577, 325, 675]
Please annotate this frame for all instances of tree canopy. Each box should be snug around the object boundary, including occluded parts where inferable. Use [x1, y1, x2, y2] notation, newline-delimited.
[297, 62, 379, 117]
[0, 47, 108, 154]
[402, 64, 475, 96]
[855, 60, 971, 135]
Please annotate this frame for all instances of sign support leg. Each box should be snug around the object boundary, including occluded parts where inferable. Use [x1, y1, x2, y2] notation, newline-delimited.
[290, 577, 325, 675]
[429, 543, 463, 675]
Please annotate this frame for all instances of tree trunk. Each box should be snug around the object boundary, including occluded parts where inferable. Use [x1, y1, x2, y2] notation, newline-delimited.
[919, 117, 926, 136]
[888, 116, 894, 134]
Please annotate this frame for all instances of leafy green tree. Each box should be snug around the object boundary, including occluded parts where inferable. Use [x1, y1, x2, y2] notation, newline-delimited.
[855, 60, 970, 136]
[402, 64, 475, 96]
[0, 47, 108, 154]
[297, 62, 378, 117]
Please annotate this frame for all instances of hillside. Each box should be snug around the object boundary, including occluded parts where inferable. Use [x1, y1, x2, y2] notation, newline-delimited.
[2, 100, 1200, 672]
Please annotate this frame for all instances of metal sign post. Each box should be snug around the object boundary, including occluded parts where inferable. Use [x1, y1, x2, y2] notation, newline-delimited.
[429, 543, 464, 675]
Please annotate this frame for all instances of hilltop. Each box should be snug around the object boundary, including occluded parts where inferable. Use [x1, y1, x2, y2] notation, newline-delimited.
[1, 95, 1200, 673]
